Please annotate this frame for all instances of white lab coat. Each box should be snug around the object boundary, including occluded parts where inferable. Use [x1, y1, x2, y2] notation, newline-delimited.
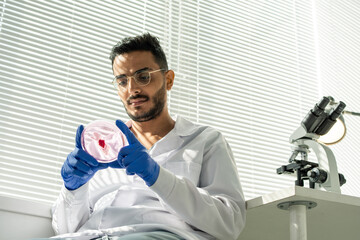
[52, 116, 246, 240]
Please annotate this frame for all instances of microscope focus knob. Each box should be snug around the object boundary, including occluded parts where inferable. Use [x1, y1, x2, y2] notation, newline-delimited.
[307, 168, 327, 184]
[339, 173, 346, 186]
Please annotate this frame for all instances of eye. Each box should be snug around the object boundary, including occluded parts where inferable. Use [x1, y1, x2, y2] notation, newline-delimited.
[136, 72, 150, 84]
[115, 76, 128, 87]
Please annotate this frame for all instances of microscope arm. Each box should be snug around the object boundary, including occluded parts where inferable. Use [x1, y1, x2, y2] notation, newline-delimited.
[297, 139, 341, 193]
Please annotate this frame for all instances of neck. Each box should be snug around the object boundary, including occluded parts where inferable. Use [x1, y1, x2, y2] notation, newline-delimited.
[130, 110, 175, 149]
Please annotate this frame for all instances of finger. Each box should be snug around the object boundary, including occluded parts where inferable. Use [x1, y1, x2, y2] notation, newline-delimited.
[115, 120, 138, 145]
[122, 150, 145, 167]
[113, 151, 125, 168]
[63, 158, 92, 178]
[124, 156, 143, 175]
[118, 154, 126, 168]
[125, 169, 135, 175]
[68, 155, 94, 175]
[72, 168, 92, 179]
[108, 160, 123, 169]
[118, 143, 141, 157]
[75, 125, 84, 149]
[73, 148, 99, 167]
[97, 163, 109, 170]
[61, 160, 74, 177]
[66, 152, 78, 168]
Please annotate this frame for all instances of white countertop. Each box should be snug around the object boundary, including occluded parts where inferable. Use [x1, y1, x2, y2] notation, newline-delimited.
[238, 186, 360, 240]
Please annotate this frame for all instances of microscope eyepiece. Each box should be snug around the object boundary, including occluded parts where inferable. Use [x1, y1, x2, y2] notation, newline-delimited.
[315, 101, 346, 135]
[302, 96, 330, 133]
[312, 96, 330, 116]
[329, 101, 346, 121]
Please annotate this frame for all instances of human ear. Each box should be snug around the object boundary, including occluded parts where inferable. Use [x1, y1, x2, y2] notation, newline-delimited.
[165, 70, 175, 90]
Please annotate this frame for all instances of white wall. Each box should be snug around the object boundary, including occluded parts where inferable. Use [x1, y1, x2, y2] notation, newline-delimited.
[0, 195, 54, 240]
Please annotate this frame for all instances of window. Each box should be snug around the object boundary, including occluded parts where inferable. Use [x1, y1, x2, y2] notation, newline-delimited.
[1, 0, 354, 204]
[312, 0, 360, 197]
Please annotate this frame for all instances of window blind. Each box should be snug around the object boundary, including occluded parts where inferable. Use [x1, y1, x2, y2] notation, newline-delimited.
[1, 0, 320, 204]
[312, 0, 360, 197]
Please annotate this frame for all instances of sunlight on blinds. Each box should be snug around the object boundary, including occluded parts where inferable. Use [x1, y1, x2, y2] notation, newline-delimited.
[0, 0, 322, 204]
[312, 0, 360, 197]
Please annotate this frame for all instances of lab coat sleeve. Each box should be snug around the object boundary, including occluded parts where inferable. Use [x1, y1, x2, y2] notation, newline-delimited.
[150, 132, 246, 240]
[51, 183, 91, 235]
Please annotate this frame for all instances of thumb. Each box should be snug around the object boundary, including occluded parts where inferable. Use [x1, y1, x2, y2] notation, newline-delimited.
[115, 120, 138, 145]
[75, 125, 84, 149]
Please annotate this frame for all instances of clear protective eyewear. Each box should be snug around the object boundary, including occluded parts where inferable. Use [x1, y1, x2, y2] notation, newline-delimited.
[112, 68, 165, 91]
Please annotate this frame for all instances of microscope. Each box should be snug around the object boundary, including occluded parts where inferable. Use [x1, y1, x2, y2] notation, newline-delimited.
[277, 96, 346, 193]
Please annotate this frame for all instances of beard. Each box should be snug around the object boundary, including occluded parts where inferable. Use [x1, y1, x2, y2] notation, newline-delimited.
[124, 82, 166, 122]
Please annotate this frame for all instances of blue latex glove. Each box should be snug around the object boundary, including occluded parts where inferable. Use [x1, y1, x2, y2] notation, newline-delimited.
[61, 125, 108, 190]
[114, 120, 160, 186]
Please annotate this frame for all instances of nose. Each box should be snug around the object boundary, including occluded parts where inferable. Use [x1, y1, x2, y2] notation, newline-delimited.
[127, 77, 141, 95]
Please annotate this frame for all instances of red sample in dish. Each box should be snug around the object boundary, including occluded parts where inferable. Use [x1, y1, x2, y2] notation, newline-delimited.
[98, 139, 105, 148]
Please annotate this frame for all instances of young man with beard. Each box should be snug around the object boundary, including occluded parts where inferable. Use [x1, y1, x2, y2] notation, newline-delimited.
[51, 33, 246, 240]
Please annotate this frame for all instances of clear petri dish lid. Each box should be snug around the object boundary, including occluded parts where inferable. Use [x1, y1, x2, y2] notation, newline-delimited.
[81, 120, 128, 163]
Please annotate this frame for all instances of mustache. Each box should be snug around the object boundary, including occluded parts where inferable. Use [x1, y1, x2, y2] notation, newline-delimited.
[126, 95, 149, 104]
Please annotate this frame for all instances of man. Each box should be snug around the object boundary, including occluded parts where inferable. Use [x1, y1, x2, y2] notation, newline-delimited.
[52, 33, 246, 240]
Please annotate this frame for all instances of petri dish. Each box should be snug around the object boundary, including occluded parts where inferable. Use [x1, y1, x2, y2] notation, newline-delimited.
[81, 120, 127, 163]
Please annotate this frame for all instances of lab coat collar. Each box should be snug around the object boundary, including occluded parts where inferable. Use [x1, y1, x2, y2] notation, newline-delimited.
[172, 115, 199, 137]
[149, 115, 199, 158]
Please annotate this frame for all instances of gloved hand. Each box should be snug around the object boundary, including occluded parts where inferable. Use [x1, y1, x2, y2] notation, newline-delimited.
[114, 120, 160, 186]
[61, 125, 108, 190]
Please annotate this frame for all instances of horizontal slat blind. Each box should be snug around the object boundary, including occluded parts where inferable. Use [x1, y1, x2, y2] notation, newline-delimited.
[312, 0, 360, 198]
[195, 1, 318, 198]
[1, 0, 320, 204]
